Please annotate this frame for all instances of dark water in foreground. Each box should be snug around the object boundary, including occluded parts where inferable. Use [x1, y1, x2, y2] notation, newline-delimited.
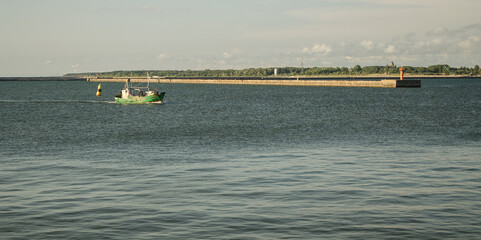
[1, 79, 480, 239]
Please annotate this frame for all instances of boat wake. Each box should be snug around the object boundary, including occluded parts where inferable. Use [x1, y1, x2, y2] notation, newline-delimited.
[0, 99, 116, 104]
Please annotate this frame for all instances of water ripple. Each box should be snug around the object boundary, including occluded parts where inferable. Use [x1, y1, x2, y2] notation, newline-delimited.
[1, 80, 480, 239]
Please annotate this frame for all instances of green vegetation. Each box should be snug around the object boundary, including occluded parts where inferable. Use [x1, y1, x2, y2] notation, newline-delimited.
[66, 64, 481, 78]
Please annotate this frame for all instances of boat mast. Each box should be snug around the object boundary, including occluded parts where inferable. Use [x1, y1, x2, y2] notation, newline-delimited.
[147, 72, 150, 89]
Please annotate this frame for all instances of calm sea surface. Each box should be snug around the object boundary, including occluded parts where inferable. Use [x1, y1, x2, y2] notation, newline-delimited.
[1, 79, 480, 239]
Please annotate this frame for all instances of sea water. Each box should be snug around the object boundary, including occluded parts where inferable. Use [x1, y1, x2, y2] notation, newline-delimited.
[1, 79, 480, 239]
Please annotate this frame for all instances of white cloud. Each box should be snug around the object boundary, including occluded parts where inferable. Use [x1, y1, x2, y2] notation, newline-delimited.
[292, 24, 481, 67]
[426, 27, 449, 36]
[223, 48, 241, 59]
[361, 40, 375, 50]
[458, 36, 480, 51]
[156, 54, 170, 60]
[303, 44, 332, 55]
[384, 45, 396, 54]
[431, 38, 443, 45]
[313, 44, 332, 54]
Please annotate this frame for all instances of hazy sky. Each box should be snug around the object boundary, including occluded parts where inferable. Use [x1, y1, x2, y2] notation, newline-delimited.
[1, 0, 480, 76]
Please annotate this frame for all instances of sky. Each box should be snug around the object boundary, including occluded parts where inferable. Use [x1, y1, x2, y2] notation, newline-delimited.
[1, 0, 481, 76]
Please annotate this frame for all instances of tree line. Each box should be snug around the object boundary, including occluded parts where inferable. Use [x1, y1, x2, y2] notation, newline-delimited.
[66, 64, 481, 78]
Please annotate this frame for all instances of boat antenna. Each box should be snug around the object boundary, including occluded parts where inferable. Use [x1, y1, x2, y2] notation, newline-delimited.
[147, 72, 150, 88]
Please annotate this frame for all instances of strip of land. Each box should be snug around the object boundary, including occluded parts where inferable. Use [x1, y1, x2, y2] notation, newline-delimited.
[1, 75, 477, 82]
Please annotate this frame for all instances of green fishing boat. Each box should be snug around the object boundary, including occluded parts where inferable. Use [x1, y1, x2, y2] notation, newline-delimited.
[114, 79, 165, 104]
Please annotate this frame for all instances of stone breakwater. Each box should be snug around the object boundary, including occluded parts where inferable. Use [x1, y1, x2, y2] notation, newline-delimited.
[87, 77, 421, 88]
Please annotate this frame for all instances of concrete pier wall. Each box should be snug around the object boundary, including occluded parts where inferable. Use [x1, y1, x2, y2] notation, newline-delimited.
[87, 77, 420, 88]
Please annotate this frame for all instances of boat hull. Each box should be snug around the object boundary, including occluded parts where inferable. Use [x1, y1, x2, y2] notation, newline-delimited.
[115, 92, 165, 104]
